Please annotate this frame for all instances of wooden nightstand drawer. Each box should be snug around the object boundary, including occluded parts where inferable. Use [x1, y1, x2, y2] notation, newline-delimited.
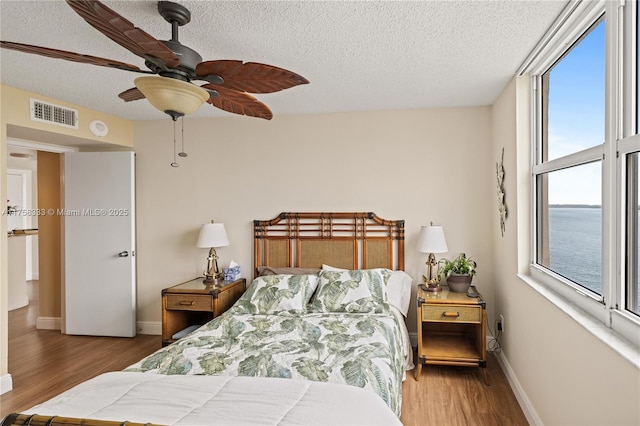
[165, 294, 212, 311]
[422, 304, 481, 323]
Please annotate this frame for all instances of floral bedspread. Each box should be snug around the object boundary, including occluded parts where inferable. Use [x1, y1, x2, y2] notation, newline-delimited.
[125, 307, 405, 415]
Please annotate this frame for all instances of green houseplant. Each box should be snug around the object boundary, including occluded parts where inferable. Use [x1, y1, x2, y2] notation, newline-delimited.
[438, 252, 477, 292]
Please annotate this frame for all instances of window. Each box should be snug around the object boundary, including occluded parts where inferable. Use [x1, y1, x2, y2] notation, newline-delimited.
[543, 19, 605, 162]
[536, 164, 602, 297]
[535, 17, 605, 302]
[528, 0, 640, 346]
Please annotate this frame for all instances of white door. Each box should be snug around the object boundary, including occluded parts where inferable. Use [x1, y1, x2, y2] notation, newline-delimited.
[64, 152, 136, 337]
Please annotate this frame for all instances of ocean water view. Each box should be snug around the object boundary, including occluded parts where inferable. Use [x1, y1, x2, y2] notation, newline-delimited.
[547, 206, 640, 313]
[548, 207, 602, 293]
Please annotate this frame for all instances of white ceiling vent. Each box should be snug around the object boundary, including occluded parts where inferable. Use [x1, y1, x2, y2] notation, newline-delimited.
[30, 98, 78, 129]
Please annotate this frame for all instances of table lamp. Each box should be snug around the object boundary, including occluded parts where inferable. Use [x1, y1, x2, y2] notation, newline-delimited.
[416, 223, 448, 292]
[196, 221, 229, 285]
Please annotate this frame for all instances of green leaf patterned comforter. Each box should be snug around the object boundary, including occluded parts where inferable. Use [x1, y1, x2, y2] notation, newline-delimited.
[125, 307, 406, 415]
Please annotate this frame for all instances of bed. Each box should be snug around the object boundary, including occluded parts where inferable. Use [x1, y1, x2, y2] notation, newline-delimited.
[3, 212, 412, 426]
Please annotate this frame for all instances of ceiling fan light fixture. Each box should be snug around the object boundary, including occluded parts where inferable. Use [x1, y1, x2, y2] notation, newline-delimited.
[134, 76, 209, 118]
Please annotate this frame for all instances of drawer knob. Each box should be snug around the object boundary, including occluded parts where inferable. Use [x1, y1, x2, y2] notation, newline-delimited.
[442, 311, 460, 318]
[179, 301, 196, 306]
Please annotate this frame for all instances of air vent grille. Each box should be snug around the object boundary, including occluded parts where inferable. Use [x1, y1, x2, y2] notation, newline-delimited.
[30, 98, 78, 129]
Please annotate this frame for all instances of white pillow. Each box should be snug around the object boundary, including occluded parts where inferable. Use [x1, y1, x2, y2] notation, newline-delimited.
[321, 264, 413, 317]
[386, 270, 413, 317]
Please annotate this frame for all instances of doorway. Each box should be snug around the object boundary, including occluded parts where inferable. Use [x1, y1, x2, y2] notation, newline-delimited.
[6, 140, 75, 327]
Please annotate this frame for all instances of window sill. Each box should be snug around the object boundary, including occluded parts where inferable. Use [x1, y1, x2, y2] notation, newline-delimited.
[517, 273, 640, 369]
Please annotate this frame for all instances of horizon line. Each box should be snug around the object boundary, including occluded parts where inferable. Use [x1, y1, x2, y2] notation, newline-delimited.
[549, 204, 601, 208]
[549, 204, 640, 210]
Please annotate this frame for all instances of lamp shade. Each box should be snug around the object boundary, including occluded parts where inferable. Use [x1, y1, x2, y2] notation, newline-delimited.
[417, 225, 448, 253]
[134, 76, 210, 116]
[196, 223, 230, 248]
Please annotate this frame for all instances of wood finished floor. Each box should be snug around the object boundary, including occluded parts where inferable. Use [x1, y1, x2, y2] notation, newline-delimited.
[0, 281, 161, 416]
[2, 282, 528, 425]
[401, 355, 528, 425]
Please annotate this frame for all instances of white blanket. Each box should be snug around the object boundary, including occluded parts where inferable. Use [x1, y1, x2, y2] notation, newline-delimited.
[26, 372, 401, 425]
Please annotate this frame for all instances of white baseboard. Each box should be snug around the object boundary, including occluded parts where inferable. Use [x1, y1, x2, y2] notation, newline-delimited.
[36, 316, 61, 330]
[35, 318, 161, 335]
[494, 350, 542, 425]
[0, 373, 13, 395]
[137, 321, 161, 335]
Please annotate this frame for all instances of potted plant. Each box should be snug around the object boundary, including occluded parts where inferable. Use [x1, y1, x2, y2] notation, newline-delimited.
[438, 252, 477, 293]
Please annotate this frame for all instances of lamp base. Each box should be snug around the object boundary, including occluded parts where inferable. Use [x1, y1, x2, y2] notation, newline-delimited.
[202, 247, 224, 287]
[422, 254, 442, 293]
[420, 283, 443, 293]
[203, 274, 224, 286]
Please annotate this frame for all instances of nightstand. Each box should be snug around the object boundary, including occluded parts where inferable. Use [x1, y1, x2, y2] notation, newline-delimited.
[414, 284, 488, 384]
[161, 277, 246, 346]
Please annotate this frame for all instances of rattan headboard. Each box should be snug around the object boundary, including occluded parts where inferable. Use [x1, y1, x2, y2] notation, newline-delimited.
[254, 212, 404, 277]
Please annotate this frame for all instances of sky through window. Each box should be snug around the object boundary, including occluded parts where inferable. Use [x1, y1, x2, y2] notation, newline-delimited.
[546, 20, 604, 205]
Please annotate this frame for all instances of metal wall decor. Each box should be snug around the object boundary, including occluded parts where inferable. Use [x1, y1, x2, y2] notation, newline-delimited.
[496, 147, 508, 236]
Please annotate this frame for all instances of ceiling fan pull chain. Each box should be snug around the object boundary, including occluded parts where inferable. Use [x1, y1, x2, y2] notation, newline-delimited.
[170, 119, 179, 168]
[178, 117, 187, 158]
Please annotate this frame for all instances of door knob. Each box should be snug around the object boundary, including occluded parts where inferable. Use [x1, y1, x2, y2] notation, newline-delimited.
[118, 251, 129, 257]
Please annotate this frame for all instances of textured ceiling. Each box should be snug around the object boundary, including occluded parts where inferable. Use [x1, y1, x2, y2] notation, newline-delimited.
[0, 0, 568, 121]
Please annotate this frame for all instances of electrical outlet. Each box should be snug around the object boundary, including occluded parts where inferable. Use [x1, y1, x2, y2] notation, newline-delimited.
[497, 314, 505, 332]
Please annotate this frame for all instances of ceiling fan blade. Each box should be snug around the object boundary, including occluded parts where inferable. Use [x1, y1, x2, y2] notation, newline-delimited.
[118, 87, 145, 102]
[66, 0, 179, 68]
[203, 84, 273, 120]
[0, 41, 148, 73]
[196, 60, 308, 94]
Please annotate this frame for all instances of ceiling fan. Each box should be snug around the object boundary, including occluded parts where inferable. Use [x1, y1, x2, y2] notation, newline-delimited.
[0, 0, 309, 120]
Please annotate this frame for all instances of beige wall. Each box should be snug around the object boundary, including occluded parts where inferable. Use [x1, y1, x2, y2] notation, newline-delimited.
[133, 108, 495, 327]
[0, 84, 135, 380]
[491, 77, 640, 425]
